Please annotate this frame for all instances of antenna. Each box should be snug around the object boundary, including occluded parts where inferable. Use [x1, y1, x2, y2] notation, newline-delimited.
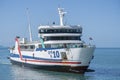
[58, 8, 67, 26]
[26, 8, 32, 42]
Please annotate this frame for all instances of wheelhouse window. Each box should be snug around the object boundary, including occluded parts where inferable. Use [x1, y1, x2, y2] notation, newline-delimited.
[39, 29, 82, 33]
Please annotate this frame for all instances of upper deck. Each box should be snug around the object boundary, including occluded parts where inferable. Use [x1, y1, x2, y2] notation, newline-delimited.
[38, 25, 82, 36]
[38, 25, 82, 33]
[38, 25, 82, 42]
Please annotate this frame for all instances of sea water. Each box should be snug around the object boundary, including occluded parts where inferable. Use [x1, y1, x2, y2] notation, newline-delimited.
[0, 47, 120, 80]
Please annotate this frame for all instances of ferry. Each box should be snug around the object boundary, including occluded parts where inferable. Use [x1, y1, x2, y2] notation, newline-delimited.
[9, 8, 95, 74]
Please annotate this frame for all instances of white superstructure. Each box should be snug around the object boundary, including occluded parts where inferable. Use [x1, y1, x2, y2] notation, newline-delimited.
[9, 8, 95, 74]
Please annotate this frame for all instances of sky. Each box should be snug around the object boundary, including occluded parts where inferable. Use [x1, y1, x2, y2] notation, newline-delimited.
[0, 0, 120, 48]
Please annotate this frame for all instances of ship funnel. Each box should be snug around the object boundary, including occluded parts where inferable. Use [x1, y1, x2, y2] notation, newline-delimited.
[58, 8, 67, 26]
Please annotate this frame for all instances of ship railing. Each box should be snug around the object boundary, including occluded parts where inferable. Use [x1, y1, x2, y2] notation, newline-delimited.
[44, 43, 89, 48]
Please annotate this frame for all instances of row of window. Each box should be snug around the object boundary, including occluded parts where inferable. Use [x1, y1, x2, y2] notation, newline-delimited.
[20, 45, 35, 50]
[44, 36, 81, 41]
[39, 29, 82, 33]
[39, 43, 84, 48]
[19, 43, 84, 50]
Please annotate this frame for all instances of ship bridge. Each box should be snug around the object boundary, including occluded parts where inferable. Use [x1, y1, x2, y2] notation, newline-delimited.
[38, 25, 82, 41]
[37, 8, 84, 48]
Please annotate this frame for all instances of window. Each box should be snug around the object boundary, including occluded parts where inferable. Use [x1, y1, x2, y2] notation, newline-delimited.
[45, 36, 80, 41]
[24, 46, 28, 49]
[20, 45, 35, 51]
[41, 30, 44, 33]
[30, 45, 35, 49]
[20, 45, 24, 49]
[39, 45, 42, 48]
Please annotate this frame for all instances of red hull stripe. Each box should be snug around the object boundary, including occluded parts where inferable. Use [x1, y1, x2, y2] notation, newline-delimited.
[16, 38, 23, 60]
[25, 59, 81, 64]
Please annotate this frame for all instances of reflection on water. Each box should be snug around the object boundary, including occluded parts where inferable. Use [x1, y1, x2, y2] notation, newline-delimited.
[10, 65, 89, 80]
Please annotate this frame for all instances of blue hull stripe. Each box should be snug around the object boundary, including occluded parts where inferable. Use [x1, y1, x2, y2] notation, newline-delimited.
[10, 53, 62, 61]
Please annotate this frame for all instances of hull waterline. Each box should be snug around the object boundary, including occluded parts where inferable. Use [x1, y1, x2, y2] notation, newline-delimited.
[10, 59, 89, 74]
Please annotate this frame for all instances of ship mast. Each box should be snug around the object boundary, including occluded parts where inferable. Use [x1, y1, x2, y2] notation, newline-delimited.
[58, 8, 67, 26]
[26, 8, 32, 42]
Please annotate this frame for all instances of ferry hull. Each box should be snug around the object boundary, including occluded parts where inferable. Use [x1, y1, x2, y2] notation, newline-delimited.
[10, 59, 88, 74]
[9, 46, 95, 74]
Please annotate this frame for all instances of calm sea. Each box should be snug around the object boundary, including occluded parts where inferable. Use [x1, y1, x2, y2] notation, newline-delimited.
[0, 47, 120, 80]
